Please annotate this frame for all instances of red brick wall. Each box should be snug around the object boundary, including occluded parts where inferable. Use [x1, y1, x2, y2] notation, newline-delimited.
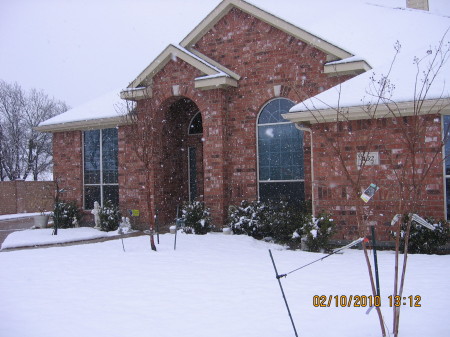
[0, 181, 55, 215]
[0, 182, 16, 215]
[311, 115, 445, 241]
[52, 131, 83, 207]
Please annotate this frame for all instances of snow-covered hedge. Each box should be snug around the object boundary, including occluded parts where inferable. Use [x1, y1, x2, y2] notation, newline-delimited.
[391, 214, 449, 254]
[227, 200, 332, 250]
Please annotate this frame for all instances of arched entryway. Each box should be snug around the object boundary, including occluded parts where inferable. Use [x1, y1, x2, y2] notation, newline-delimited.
[156, 97, 204, 224]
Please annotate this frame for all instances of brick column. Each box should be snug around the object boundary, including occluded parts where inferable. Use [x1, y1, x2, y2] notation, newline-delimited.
[53, 131, 83, 207]
[201, 90, 229, 227]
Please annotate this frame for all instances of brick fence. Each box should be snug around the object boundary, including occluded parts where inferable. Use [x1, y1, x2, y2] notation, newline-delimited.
[0, 181, 56, 215]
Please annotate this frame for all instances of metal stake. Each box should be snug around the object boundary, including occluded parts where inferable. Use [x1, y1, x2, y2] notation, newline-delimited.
[371, 226, 381, 296]
[121, 237, 125, 252]
[155, 209, 160, 245]
[269, 249, 299, 337]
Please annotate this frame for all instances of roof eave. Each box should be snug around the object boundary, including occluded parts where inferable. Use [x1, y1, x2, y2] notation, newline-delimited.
[194, 76, 238, 90]
[120, 87, 153, 101]
[34, 116, 131, 133]
[283, 98, 450, 124]
[324, 60, 372, 77]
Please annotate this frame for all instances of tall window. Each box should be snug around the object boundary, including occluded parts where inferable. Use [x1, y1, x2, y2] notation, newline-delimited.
[188, 111, 202, 135]
[444, 116, 450, 219]
[84, 128, 119, 209]
[257, 98, 304, 205]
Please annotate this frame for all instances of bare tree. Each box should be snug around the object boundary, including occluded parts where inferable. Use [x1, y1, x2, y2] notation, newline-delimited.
[294, 34, 450, 337]
[0, 80, 68, 181]
[118, 92, 158, 251]
[0, 81, 26, 181]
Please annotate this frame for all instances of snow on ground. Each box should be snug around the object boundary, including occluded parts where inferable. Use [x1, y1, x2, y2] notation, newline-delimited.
[0, 228, 111, 250]
[0, 233, 448, 337]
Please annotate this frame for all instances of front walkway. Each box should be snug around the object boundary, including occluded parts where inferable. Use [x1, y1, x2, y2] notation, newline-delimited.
[0, 230, 145, 252]
[0, 216, 35, 247]
[0, 216, 147, 252]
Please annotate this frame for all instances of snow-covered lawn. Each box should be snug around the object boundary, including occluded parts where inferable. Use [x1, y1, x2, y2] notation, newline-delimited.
[0, 232, 448, 337]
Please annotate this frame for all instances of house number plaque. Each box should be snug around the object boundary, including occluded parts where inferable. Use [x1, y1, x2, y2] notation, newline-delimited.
[357, 152, 379, 168]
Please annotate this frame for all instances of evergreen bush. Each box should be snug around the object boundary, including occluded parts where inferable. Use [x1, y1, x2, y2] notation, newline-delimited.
[392, 214, 449, 254]
[99, 200, 122, 232]
[53, 201, 81, 229]
[300, 214, 335, 252]
[227, 200, 261, 236]
[181, 201, 212, 235]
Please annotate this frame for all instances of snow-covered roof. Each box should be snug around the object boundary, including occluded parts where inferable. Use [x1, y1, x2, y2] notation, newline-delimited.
[281, 0, 450, 120]
[36, 90, 129, 132]
[38, 0, 450, 130]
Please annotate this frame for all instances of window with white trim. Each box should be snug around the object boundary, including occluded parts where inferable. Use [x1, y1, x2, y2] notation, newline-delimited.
[83, 128, 119, 209]
[257, 98, 304, 205]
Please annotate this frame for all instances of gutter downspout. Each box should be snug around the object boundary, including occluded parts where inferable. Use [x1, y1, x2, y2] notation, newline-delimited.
[294, 124, 315, 216]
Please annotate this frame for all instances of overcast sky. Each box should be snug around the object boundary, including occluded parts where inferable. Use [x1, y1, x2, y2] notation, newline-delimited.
[0, 0, 219, 107]
[1, 0, 449, 108]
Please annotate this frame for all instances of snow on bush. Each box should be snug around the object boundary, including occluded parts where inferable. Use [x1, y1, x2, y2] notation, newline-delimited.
[99, 200, 122, 232]
[53, 201, 81, 229]
[181, 201, 212, 235]
[299, 214, 335, 252]
[391, 214, 449, 254]
[227, 200, 315, 246]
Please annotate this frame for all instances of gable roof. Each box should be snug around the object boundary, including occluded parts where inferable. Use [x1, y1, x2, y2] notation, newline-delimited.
[122, 0, 370, 101]
[181, 0, 353, 61]
[121, 44, 239, 100]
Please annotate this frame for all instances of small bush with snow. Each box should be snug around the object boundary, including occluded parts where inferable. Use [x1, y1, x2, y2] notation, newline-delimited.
[53, 201, 82, 229]
[298, 214, 335, 252]
[99, 200, 122, 232]
[181, 201, 212, 235]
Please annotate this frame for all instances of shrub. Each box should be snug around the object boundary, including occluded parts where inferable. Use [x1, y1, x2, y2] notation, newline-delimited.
[300, 214, 335, 252]
[392, 214, 449, 254]
[228, 200, 309, 244]
[53, 201, 81, 229]
[227, 200, 261, 236]
[181, 201, 212, 235]
[99, 200, 122, 232]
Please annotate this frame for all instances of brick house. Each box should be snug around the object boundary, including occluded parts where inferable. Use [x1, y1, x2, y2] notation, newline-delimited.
[37, 0, 450, 240]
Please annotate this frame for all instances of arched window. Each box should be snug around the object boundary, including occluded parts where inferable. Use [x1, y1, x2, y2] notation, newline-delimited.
[257, 98, 304, 205]
[188, 111, 203, 135]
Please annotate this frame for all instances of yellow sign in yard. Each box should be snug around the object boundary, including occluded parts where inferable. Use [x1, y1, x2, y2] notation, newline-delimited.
[129, 209, 140, 217]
